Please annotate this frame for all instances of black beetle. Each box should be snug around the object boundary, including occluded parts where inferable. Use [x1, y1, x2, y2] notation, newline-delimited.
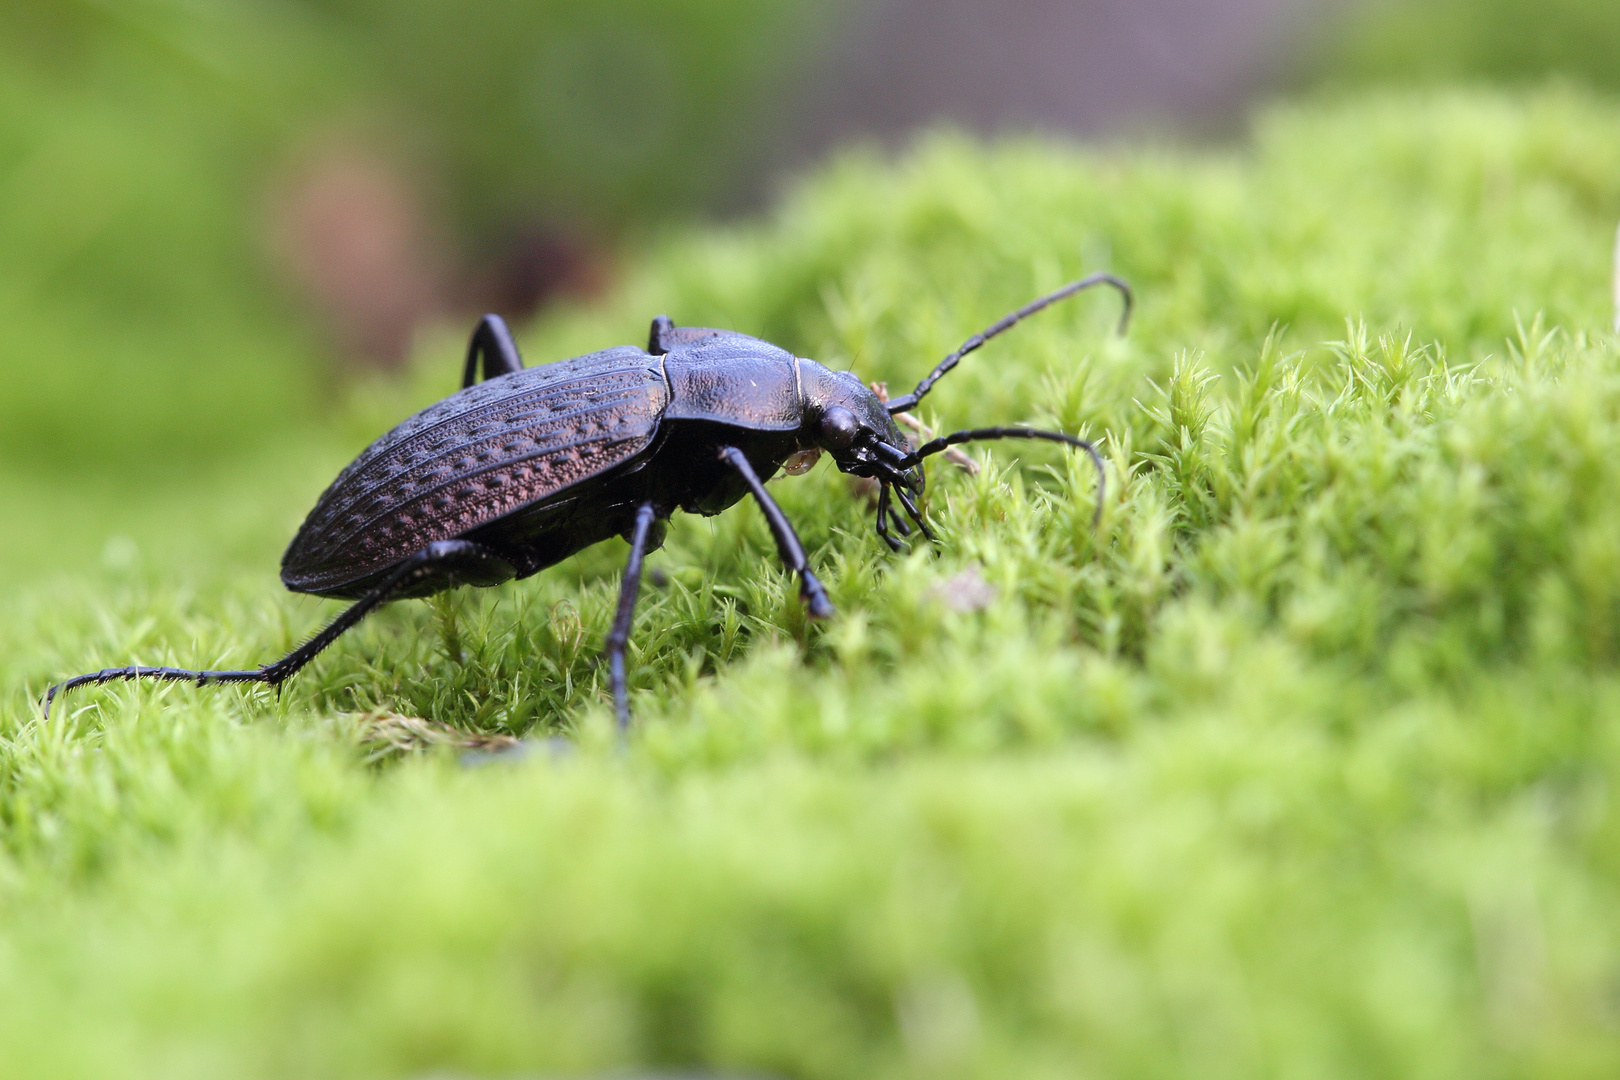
[44, 273, 1130, 728]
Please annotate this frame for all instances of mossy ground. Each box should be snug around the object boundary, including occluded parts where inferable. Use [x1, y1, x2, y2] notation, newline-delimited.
[6, 88, 1620, 1078]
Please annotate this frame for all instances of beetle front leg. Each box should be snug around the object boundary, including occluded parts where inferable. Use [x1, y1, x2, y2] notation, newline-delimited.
[874, 483, 905, 552]
[717, 446, 835, 619]
[892, 483, 937, 544]
[604, 502, 660, 732]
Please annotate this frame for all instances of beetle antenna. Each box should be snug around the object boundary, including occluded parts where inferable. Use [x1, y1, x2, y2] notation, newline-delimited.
[886, 273, 1132, 415]
[911, 426, 1107, 529]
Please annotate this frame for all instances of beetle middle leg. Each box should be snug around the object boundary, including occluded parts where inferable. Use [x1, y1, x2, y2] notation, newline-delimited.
[462, 314, 526, 388]
[42, 539, 516, 718]
[717, 446, 835, 620]
[604, 501, 663, 731]
[647, 315, 676, 355]
[647, 315, 728, 357]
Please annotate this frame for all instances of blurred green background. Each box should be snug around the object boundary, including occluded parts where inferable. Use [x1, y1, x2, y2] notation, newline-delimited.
[1323, 0, 1620, 91]
[4, 0, 1617, 478]
[0, 0, 840, 475]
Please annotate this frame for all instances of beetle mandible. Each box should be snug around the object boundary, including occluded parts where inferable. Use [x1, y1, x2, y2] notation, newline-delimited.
[44, 273, 1131, 729]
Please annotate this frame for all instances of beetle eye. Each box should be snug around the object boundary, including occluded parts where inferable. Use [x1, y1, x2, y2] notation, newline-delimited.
[818, 406, 860, 450]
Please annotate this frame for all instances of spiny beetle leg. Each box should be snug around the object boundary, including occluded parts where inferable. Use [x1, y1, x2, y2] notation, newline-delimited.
[41, 665, 263, 719]
[41, 539, 516, 719]
[717, 446, 834, 619]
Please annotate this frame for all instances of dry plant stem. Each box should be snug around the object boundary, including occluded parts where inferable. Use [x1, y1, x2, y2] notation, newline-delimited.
[349, 710, 520, 762]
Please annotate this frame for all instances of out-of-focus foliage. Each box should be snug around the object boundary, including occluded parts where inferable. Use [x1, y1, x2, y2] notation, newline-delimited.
[0, 1, 340, 473]
[316, 0, 843, 246]
[13, 0, 1620, 477]
[1324, 0, 1620, 91]
[0, 0, 835, 475]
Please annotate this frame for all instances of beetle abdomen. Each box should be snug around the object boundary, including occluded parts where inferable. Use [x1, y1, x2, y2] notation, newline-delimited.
[282, 346, 667, 596]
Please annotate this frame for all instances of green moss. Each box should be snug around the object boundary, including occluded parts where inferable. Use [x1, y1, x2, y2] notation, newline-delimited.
[1321, 0, 1620, 93]
[7, 87, 1620, 1077]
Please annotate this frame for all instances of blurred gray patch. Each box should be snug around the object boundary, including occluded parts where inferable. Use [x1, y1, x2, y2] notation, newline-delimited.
[926, 565, 998, 612]
[459, 735, 574, 769]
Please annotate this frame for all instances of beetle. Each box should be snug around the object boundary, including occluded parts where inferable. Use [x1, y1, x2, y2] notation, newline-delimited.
[43, 273, 1131, 729]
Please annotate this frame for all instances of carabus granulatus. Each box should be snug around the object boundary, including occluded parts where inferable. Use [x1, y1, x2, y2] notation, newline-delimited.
[45, 274, 1131, 729]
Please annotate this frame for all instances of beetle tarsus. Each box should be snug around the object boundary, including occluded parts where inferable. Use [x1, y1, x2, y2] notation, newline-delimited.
[800, 573, 835, 619]
[41, 664, 262, 719]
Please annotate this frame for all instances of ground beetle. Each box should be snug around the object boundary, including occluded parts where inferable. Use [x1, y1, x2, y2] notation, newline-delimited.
[45, 273, 1131, 729]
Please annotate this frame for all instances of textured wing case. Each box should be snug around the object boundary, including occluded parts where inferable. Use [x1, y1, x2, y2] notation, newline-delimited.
[282, 346, 667, 595]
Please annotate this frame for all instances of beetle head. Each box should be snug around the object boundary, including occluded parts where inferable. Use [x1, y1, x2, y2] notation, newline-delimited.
[780, 277, 1129, 549]
[798, 361, 923, 493]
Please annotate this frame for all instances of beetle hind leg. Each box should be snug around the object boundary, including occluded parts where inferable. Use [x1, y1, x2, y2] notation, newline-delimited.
[42, 539, 516, 718]
[257, 540, 515, 686]
[41, 664, 265, 718]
